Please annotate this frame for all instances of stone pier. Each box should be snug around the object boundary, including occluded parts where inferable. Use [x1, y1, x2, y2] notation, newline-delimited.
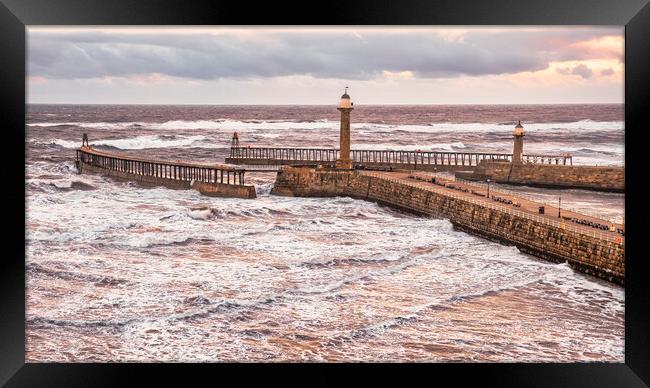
[456, 161, 625, 192]
[272, 166, 625, 285]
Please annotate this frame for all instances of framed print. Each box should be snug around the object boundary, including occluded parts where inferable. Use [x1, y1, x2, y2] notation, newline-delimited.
[1, 0, 649, 386]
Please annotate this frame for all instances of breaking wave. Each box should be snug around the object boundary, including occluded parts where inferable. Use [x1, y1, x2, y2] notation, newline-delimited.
[28, 119, 623, 134]
[33, 135, 220, 150]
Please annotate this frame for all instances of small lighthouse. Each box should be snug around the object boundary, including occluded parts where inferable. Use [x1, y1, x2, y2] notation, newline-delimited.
[336, 87, 354, 169]
[231, 132, 240, 148]
[512, 120, 524, 164]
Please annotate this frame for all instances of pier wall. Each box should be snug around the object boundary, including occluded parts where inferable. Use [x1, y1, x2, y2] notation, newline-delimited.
[272, 167, 624, 284]
[78, 162, 257, 199]
[456, 162, 624, 192]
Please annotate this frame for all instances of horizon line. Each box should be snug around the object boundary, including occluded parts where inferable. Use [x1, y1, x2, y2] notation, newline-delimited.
[26, 102, 625, 106]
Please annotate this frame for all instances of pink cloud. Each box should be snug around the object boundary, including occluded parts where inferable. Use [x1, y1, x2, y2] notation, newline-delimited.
[28, 75, 48, 85]
[566, 37, 623, 61]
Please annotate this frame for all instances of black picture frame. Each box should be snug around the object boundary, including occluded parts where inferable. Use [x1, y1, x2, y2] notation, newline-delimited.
[2, 0, 649, 386]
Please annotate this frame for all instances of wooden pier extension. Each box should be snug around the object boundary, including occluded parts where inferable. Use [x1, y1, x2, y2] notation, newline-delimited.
[226, 146, 572, 172]
[76, 146, 256, 199]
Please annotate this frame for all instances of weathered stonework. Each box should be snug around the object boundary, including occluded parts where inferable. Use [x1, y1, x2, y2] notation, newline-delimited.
[456, 161, 625, 192]
[272, 166, 624, 285]
[78, 162, 257, 199]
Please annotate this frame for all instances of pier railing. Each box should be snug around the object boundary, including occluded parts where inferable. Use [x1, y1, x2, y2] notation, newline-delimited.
[420, 173, 615, 223]
[229, 147, 572, 167]
[523, 154, 573, 165]
[359, 171, 622, 245]
[76, 146, 248, 185]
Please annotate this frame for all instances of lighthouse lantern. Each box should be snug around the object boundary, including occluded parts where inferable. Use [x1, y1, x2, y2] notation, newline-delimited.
[338, 87, 353, 109]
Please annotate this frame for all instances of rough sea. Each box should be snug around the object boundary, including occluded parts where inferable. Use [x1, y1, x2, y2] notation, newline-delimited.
[26, 104, 625, 362]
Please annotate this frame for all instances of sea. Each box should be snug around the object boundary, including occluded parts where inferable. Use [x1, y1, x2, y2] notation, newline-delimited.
[26, 104, 625, 362]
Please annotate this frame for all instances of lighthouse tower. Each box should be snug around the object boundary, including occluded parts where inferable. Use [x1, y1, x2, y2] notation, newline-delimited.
[512, 120, 524, 164]
[231, 132, 240, 148]
[336, 87, 354, 169]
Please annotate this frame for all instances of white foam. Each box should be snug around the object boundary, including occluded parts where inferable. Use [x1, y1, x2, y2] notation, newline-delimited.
[352, 142, 466, 151]
[253, 133, 282, 139]
[27, 119, 624, 134]
[34, 135, 219, 150]
[187, 208, 212, 220]
[35, 139, 82, 148]
[356, 120, 623, 134]
[50, 180, 73, 189]
[26, 172, 625, 362]
[28, 121, 147, 129]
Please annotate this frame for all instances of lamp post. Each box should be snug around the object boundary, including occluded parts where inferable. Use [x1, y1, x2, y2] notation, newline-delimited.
[558, 195, 562, 218]
[486, 178, 491, 199]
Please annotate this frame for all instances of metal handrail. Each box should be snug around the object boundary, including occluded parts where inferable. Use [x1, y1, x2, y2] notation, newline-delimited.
[77, 147, 248, 185]
[80, 146, 245, 171]
[230, 146, 571, 166]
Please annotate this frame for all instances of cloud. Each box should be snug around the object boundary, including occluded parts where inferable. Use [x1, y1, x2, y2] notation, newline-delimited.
[600, 67, 615, 76]
[27, 27, 622, 82]
[555, 63, 607, 79]
[571, 64, 594, 79]
[555, 67, 571, 76]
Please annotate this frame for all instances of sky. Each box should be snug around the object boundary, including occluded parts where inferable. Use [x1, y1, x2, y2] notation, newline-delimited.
[27, 26, 624, 105]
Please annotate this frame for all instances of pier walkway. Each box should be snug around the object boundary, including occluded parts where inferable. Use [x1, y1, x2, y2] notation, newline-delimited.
[75, 145, 257, 198]
[226, 146, 572, 171]
[229, 164, 281, 172]
[381, 171, 624, 243]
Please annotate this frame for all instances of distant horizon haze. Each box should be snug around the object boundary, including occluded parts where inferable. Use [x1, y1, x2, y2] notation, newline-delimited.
[26, 102, 624, 106]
